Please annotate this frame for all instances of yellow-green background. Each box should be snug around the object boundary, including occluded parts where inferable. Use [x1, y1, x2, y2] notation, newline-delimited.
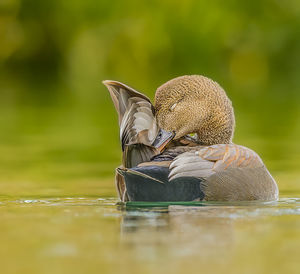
[0, 0, 300, 273]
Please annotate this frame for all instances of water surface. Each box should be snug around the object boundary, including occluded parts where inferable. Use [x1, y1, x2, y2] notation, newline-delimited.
[1, 191, 299, 274]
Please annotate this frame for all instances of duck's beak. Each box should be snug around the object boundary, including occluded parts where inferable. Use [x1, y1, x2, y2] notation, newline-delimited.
[152, 129, 175, 152]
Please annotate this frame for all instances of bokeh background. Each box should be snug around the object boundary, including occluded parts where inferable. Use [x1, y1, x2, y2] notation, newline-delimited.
[1, 0, 300, 196]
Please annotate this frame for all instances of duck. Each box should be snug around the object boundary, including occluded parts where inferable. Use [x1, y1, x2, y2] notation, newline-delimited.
[103, 75, 279, 202]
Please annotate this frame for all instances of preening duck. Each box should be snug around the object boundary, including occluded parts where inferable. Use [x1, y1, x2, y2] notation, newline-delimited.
[103, 75, 278, 202]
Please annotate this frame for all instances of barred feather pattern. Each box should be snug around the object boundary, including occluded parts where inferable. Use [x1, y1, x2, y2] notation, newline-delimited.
[169, 144, 264, 180]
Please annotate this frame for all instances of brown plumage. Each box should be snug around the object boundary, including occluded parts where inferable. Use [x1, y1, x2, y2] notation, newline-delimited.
[103, 75, 279, 202]
[155, 75, 235, 145]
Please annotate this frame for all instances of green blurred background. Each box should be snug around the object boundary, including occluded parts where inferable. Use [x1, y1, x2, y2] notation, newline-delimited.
[0, 0, 300, 196]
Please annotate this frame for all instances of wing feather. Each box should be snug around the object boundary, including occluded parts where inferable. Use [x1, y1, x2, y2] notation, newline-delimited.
[169, 144, 265, 181]
[103, 80, 159, 168]
[168, 144, 278, 201]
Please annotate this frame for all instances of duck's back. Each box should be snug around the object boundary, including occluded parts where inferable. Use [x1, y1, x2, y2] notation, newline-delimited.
[119, 144, 278, 202]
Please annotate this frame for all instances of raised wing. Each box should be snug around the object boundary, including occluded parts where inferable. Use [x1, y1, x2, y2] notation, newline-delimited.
[103, 80, 159, 167]
[169, 144, 278, 201]
[119, 97, 157, 150]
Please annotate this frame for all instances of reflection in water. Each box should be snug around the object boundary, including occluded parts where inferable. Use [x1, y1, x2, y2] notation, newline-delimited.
[121, 211, 234, 259]
[0, 197, 300, 273]
[119, 199, 300, 261]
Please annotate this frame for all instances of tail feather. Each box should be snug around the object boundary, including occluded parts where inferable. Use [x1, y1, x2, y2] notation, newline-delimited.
[117, 165, 205, 202]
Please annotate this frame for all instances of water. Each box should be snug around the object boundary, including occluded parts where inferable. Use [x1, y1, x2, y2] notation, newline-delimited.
[1, 193, 299, 274]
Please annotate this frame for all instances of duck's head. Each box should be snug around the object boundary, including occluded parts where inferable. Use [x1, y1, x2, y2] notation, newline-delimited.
[152, 75, 235, 151]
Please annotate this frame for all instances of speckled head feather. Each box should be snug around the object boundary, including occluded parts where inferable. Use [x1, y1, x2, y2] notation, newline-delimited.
[154, 75, 235, 145]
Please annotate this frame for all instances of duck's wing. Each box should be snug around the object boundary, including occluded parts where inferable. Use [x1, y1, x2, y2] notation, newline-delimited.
[103, 80, 159, 168]
[169, 144, 278, 201]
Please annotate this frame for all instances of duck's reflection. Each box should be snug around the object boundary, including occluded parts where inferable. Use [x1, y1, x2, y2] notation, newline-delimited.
[119, 206, 238, 259]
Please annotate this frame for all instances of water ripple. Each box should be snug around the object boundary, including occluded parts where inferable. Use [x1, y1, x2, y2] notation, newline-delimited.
[1, 197, 300, 219]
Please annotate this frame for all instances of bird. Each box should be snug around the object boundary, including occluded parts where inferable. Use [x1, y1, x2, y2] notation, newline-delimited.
[103, 75, 279, 202]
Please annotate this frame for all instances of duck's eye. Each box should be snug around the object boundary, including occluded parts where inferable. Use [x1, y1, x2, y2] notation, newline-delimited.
[169, 103, 177, 112]
[187, 133, 197, 138]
